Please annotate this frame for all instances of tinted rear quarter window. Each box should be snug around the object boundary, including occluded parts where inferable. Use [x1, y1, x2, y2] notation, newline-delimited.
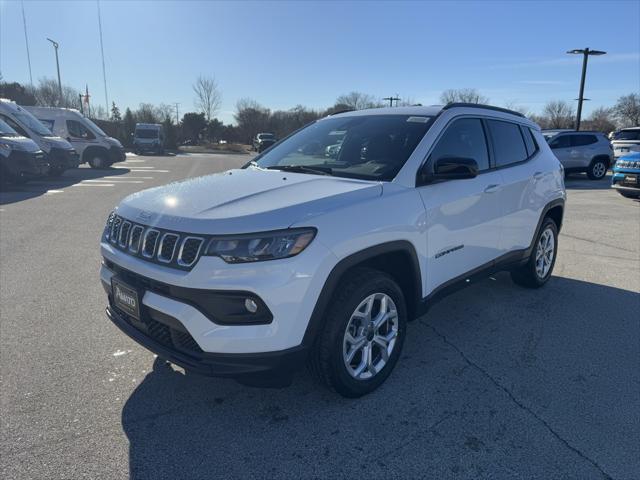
[487, 120, 528, 167]
[521, 126, 538, 157]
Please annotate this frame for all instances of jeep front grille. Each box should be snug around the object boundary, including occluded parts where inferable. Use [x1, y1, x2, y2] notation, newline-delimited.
[104, 214, 205, 271]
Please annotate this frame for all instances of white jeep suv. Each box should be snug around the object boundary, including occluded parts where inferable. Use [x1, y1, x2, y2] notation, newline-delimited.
[100, 104, 565, 397]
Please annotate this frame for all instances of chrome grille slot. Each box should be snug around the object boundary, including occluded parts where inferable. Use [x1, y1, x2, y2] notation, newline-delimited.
[142, 229, 160, 258]
[128, 225, 144, 253]
[177, 237, 204, 267]
[105, 212, 116, 240]
[118, 221, 131, 248]
[158, 233, 179, 263]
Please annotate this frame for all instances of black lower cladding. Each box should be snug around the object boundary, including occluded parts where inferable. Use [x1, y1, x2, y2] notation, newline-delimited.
[109, 146, 126, 163]
[106, 304, 308, 379]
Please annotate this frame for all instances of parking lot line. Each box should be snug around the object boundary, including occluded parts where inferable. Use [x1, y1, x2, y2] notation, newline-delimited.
[104, 176, 154, 179]
[113, 166, 155, 169]
[81, 179, 144, 184]
[128, 169, 169, 173]
[45, 190, 65, 194]
[72, 183, 115, 187]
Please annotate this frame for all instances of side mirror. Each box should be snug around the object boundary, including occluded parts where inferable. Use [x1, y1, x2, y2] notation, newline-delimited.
[421, 156, 479, 184]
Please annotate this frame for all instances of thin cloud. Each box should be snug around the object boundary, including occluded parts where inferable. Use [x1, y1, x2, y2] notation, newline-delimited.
[518, 80, 567, 85]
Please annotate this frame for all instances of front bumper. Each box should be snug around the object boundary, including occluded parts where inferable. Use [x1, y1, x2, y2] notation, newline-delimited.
[3, 150, 49, 178]
[109, 146, 126, 163]
[612, 169, 640, 189]
[48, 147, 80, 170]
[106, 304, 307, 381]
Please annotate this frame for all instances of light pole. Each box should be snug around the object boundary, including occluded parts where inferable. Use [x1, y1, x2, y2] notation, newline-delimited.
[47, 38, 63, 104]
[567, 48, 606, 130]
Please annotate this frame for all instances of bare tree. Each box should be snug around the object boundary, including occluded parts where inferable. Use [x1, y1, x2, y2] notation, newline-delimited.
[503, 100, 530, 116]
[193, 75, 222, 122]
[234, 98, 270, 143]
[440, 88, 489, 105]
[33, 78, 80, 108]
[542, 100, 575, 129]
[613, 93, 640, 127]
[582, 107, 617, 133]
[335, 91, 378, 110]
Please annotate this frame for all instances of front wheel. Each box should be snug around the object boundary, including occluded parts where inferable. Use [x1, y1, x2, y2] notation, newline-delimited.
[47, 166, 66, 177]
[511, 217, 558, 288]
[88, 154, 110, 169]
[310, 268, 407, 397]
[619, 190, 640, 199]
[587, 159, 607, 180]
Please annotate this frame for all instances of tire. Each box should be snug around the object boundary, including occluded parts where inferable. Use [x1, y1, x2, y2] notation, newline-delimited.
[511, 217, 558, 288]
[309, 268, 407, 398]
[88, 154, 109, 169]
[587, 158, 608, 180]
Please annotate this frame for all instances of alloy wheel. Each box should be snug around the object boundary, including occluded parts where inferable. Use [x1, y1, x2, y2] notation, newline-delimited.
[535, 227, 555, 279]
[342, 292, 399, 380]
[592, 162, 606, 178]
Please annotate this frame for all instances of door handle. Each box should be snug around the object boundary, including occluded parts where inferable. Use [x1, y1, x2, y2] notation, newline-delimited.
[484, 184, 501, 193]
[533, 171, 544, 180]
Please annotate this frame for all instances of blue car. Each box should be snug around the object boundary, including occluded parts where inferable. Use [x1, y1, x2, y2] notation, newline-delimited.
[612, 152, 640, 199]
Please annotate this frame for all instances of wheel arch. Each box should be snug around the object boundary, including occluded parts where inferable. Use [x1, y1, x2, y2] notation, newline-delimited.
[302, 241, 422, 347]
[591, 154, 612, 168]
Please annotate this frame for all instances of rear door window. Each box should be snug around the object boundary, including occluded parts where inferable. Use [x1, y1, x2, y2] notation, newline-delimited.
[487, 120, 528, 167]
[570, 135, 597, 146]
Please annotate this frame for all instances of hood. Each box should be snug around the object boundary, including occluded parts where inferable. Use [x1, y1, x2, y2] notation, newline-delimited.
[0, 136, 40, 153]
[39, 136, 73, 151]
[116, 167, 382, 234]
[105, 136, 123, 148]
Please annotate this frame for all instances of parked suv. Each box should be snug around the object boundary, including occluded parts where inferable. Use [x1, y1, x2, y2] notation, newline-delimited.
[611, 127, 640, 159]
[253, 132, 277, 152]
[544, 130, 613, 180]
[26, 106, 126, 169]
[612, 152, 640, 199]
[101, 104, 565, 397]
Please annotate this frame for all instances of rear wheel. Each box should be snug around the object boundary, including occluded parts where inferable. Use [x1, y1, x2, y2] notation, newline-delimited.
[310, 268, 407, 397]
[511, 217, 558, 288]
[587, 158, 607, 180]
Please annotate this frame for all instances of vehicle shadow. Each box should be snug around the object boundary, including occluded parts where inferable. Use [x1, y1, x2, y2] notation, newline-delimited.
[563, 172, 612, 190]
[121, 274, 639, 479]
[0, 166, 130, 205]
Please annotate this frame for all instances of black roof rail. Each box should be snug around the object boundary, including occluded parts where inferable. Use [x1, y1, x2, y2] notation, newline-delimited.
[442, 103, 526, 118]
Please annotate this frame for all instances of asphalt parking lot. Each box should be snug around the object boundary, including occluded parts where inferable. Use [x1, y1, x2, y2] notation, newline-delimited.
[1, 153, 638, 480]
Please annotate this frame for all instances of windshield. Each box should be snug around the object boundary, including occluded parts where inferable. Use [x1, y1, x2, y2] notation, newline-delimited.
[615, 130, 640, 141]
[253, 115, 434, 181]
[135, 128, 159, 139]
[84, 117, 108, 137]
[15, 111, 55, 136]
[0, 119, 18, 137]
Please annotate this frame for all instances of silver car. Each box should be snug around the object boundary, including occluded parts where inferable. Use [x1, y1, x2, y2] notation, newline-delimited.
[544, 130, 613, 180]
[611, 127, 640, 159]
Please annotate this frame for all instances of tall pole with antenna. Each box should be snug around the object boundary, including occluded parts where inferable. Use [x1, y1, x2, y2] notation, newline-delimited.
[21, 1, 33, 85]
[97, 0, 109, 114]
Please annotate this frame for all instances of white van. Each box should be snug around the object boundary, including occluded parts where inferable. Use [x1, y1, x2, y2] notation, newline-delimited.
[0, 99, 79, 176]
[26, 106, 125, 169]
[133, 123, 165, 155]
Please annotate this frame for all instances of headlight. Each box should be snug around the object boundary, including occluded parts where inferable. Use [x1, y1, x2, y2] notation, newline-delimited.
[204, 228, 316, 263]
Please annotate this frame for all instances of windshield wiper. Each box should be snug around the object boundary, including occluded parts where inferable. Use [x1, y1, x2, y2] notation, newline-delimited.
[266, 165, 332, 176]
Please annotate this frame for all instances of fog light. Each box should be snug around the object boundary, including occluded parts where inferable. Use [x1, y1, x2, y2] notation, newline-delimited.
[244, 298, 258, 313]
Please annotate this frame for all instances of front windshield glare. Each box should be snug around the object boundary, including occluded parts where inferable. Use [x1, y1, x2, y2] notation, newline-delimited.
[254, 114, 434, 181]
[15, 111, 54, 136]
[85, 117, 108, 137]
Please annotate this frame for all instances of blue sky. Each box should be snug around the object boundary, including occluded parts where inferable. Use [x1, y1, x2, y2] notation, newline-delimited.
[1, 0, 639, 124]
